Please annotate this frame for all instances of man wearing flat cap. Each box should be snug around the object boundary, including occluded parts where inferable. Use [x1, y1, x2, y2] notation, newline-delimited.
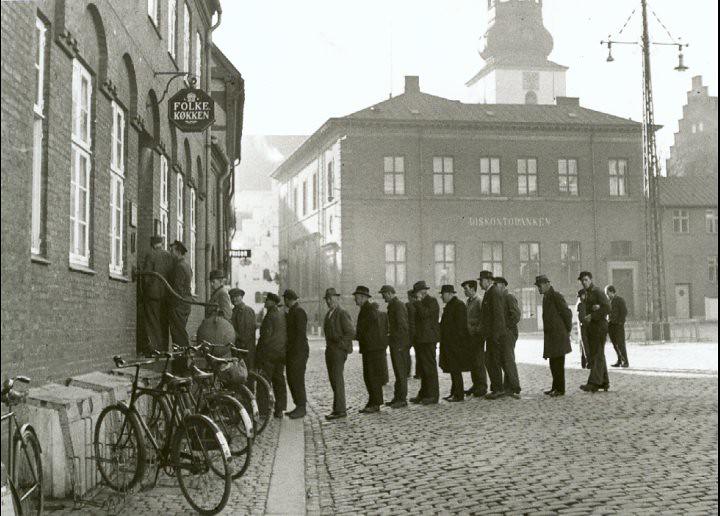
[439, 285, 473, 402]
[256, 292, 287, 418]
[410, 280, 440, 405]
[283, 289, 309, 419]
[141, 235, 174, 354]
[535, 275, 572, 396]
[206, 269, 233, 321]
[578, 271, 610, 392]
[380, 285, 410, 408]
[323, 288, 355, 420]
[354, 286, 385, 413]
[493, 277, 522, 395]
[462, 279, 487, 398]
[168, 240, 192, 347]
[230, 288, 257, 372]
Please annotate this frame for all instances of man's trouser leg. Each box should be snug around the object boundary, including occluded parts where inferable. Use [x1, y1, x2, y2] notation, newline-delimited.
[325, 347, 348, 414]
[470, 335, 488, 395]
[286, 352, 308, 408]
[143, 299, 168, 354]
[261, 360, 287, 412]
[587, 326, 609, 387]
[362, 352, 384, 407]
[389, 345, 408, 402]
[450, 372, 464, 399]
[609, 323, 628, 365]
[416, 342, 439, 401]
[404, 347, 412, 378]
[549, 355, 565, 393]
[499, 333, 521, 394]
[485, 338, 504, 393]
[169, 303, 190, 348]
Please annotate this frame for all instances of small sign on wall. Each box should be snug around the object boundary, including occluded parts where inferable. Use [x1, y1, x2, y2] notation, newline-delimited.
[128, 201, 137, 227]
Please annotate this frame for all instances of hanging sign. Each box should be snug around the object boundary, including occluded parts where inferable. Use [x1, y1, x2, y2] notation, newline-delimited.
[168, 88, 215, 133]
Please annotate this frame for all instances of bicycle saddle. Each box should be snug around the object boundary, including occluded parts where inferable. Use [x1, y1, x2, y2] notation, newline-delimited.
[190, 364, 214, 381]
[205, 353, 237, 368]
[162, 372, 192, 389]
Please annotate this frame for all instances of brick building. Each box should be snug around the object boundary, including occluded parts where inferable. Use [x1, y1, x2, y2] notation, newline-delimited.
[272, 76, 647, 330]
[1, 0, 243, 383]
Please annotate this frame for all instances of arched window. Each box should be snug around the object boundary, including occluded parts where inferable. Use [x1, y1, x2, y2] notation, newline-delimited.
[525, 91, 538, 105]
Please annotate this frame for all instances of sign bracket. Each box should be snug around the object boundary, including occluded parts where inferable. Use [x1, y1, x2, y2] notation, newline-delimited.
[150, 71, 197, 107]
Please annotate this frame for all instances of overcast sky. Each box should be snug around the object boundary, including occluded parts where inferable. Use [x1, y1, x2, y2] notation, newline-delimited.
[214, 0, 718, 163]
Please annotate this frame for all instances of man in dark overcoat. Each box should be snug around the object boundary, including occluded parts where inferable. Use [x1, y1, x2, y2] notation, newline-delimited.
[323, 288, 355, 420]
[606, 285, 629, 368]
[354, 286, 385, 413]
[478, 271, 513, 399]
[230, 288, 257, 372]
[380, 285, 410, 408]
[256, 293, 287, 418]
[168, 240, 192, 348]
[141, 235, 174, 354]
[405, 290, 417, 379]
[283, 289, 309, 419]
[439, 285, 473, 402]
[374, 303, 390, 386]
[535, 275, 572, 396]
[493, 277, 522, 395]
[576, 289, 590, 369]
[462, 280, 487, 397]
[206, 270, 233, 320]
[579, 271, 610, 392]
[410, 281, 440, 405]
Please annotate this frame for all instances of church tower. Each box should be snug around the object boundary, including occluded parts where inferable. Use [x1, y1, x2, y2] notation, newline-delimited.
[466, 0, 568, 105]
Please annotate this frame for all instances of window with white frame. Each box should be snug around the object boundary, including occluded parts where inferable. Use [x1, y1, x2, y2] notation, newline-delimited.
[189, 187, 197, 293]
[560, 241, 581, 285]
[176, 173, 184, 241]
[148, 0, 159, 26]
[384, 156, 405, 195]
[519, 242, 540, 283]
[706, 210, 717, 234]
[517, 158, 537, 196]
[480, 157, 500, 195]
[194, 32, 202, 84]
[481, 242, 503, 277]
[109, 102, 125, 274]
[434, 242, 455, 286]
[31, 17, 48, 255]
[182, 2, 190, 75]
[558, 158, 578, 195]
[433, 157, 454, 195]
[167, 0, 177, 58]
[672, 209, 689, 233]
[70, 60, 93, 266]
[709, 256, 718, 283]
[385, 242, 406, 288]
[160, 155, 169, 248]
[326, 161, 335, 202]
[311, 172, 318, 211]
[609, 159, 628, 196]
[520, 288, 537, 319]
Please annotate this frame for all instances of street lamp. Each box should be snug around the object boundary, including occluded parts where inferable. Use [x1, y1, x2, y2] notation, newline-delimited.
[600, 0, 689, 340]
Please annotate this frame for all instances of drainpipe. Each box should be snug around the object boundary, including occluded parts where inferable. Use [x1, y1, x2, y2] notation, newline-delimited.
[204, 4, 222, 296]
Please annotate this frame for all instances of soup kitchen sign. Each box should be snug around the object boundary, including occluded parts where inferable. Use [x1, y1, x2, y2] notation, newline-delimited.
[168, 88, 215, 133]
[468, 216, 551, 227]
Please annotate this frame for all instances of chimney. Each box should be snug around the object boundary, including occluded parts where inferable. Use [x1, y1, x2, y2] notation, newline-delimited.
[404, 76, 420, 94]
[556, 96, 580, 107]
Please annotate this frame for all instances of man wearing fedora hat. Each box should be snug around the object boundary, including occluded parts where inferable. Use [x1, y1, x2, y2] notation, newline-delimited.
[462, 279, 487, 398]
[478, 271, 514, 399]
[283, 289, 309, 419]
[323, 288, 355, 420]
[140, 235, 175, 354]
[168, 240, 192, 348]
[256, 292, 288, 418]
[439, 285, 473, 402]
[206, 269, 233, 321]
[230, 288, 257, 372]
[380, 285, 410, 408]
[535, 275, 572, 396]
[354, 286, 385, 413]
[410, 280, 440, 405]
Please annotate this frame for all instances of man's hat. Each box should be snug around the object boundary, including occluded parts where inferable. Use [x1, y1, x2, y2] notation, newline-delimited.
[324, 288, 341, 299]
[577, 270, 593, 280]
[379, 285, 396, 295]
[493, 277, 508, 286]
[169, 240, 187, 254]
[412, 281, 430, 293]
[478, 270, 494, 281]
[461, 279, 478, 290]
[229, 288, 245, 298]
[283, 289, 299, 301]
[209, 269, 225, 281]
[439, 285, 456, 295]
[534, 275, 550, 287]
[352, 285, 371, 297]
[150, 235, 163, 246]
[265, 292, 281, 304]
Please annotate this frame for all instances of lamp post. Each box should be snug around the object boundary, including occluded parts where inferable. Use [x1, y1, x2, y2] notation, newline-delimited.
[601, 0, 688, 340]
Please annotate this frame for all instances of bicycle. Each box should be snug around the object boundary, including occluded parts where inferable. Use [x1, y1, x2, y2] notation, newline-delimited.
[93, 355, 232, 515]
[1, 375, 44, 515]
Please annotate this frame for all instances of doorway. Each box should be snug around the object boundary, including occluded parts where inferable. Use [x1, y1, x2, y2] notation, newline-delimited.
[610, 268, 635, 318]
[674, 284, 691, 319]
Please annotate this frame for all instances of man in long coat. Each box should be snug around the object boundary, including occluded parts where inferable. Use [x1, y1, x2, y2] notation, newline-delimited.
[168, 240, 192, 348]
[576, 289, 590, 369]
[256, 293, 287, 418]
[410, 281, 440, 405]
[478, 271, 513, 399]
[380, 285, 410, 408]
[606, 285, 629, 368]
[439, 285, 473, 402]
[462, 280, 487, 398]
[535, 275, 572, 396]
[579, 271, 610, 392]
[230, 288, 257, 371]
[141, 235, 174, 354]
[323, 288, 355, 420]
[354, 286, 385, 413]
[283, 289, 309, 419]
[405, 290, 417, 379]
[494, 277, 522, 395]
[206, 270, 233, 320]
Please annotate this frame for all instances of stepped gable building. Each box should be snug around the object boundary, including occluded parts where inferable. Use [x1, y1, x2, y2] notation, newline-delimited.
[272, 76, 647, 330]
[1, 0, 243, 382]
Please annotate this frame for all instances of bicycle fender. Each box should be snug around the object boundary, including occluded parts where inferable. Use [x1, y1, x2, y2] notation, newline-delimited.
[238, 406, 254, 440]
[185, 414, 232, 460]
[13, 424, 42, 455]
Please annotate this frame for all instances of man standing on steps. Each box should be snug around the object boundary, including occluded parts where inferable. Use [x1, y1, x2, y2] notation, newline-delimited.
[380, 285, 410, 408]
[323, 288, 355, 420]
[256, 293, 287, 418]
[410, 281, 440, 405]
[354, 286, 385, 413]
[462, 279, 487, 398]
[168, 240, 192, 348]
[206, 269, 233, 320]
[229, 288, 257, 372]
[283, 289, 309, 419]
[606, 285, 629, 368]
[141, 235, 174, 354]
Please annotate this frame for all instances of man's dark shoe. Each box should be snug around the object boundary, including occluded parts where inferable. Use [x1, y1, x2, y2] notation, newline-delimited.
[543, 389, 555, 395]
[384, 400, 396, 407]
[580, 384, 599, 392]
[507, 392, 521, 399]
[359, 405, 380, 414]
[611, 361, 622, 368]
[409, 396, 423, 404]
[621, 362, 629, 368]
[464, 388, 474, 396]
[442, 395, 454, 401]
[472, 390, 488, 398]
[420, 397, 438, 405]
[549, 391, 565, 397]
[447, 396, 464, 402]
[287, 407, 306, 419]
[325, 412, 347, 421]
[485, 391, 505, 400]
[273, 411, 284, 419]
[389, 400, 408, 409]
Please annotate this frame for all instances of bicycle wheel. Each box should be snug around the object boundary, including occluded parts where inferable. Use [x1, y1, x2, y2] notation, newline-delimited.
[173, 414, 232, 515]
[135, 391, 172, 452]
[232, 384, 260, 435]
[12, 428, 44, 515]
[206, 393, 253, 479]
[248, 370, 274, 435]
[94, 403, 146, 492]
